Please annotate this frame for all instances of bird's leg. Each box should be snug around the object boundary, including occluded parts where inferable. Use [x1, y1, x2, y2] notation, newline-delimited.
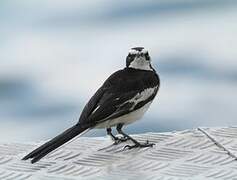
[106, 128, 128, 145]
[116, 123, 155, 149]
[107, 128, 117, 141]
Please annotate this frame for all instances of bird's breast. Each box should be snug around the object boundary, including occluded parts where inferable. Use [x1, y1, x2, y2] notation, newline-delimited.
[95, 101, 152, 129]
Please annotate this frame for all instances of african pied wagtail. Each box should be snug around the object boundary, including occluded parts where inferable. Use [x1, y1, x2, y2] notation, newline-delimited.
[22, 47, 160, 163]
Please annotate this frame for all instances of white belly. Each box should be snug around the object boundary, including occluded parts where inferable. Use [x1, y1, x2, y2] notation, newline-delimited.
[95, 101, 152, 129]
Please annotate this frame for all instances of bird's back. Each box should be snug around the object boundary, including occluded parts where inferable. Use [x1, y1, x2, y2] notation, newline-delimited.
[78, 68, 160, 128]
[103, 68, 160, 93]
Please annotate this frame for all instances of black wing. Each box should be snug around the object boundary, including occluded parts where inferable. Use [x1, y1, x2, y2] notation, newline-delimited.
[78, 68, 159, 128]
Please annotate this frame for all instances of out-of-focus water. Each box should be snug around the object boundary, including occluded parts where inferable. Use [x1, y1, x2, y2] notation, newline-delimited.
[0, 0, 237, 142]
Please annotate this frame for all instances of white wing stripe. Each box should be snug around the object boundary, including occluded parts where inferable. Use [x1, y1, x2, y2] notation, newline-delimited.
[126, 86, 158, 109]
[91, 105, 100, 114]
[93, 86, 158, 121]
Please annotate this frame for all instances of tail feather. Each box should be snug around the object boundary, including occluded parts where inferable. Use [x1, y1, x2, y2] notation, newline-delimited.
[22, 124, 88, 163]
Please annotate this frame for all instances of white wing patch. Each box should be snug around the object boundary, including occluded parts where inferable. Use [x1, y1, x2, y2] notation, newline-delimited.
[126, 86, 158, 109]
[93, 86, 158, 126]
[95, 86, 158, 128]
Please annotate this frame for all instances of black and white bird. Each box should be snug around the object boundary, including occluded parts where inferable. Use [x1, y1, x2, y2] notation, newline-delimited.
[22, 47, 160, 163]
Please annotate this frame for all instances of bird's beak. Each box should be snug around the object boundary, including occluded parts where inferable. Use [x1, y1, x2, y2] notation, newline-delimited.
[136, 54, 141, 58]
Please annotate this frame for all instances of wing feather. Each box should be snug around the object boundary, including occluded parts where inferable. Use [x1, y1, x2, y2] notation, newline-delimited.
[78, 68, 159, 127]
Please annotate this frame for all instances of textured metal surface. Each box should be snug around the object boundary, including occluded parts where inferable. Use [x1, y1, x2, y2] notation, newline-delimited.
[1, 127, 237, 180]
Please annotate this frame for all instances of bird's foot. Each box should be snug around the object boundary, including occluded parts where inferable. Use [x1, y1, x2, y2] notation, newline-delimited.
[113, 136, 129, 145]
[123, 140, 155, 150]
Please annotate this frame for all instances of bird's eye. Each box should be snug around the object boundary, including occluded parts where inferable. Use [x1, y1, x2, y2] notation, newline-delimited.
[145, 52, 150, 60]
[128, 54, 135, 59]
[126, 54, 136, 67]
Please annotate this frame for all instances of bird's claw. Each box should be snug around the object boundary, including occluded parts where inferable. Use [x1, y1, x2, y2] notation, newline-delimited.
[123, 140, 155, 150]
[113, 136, 129, 145]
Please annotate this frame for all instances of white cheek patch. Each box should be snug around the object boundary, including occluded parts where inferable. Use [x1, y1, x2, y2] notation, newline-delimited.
[129, 57, 153, 71]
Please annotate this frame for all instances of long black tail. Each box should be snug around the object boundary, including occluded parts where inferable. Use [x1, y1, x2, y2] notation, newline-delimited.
[22, 124, 88, 164]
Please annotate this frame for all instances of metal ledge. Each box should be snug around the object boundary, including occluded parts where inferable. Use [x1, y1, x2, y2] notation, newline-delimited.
[1, 127, 237, 180]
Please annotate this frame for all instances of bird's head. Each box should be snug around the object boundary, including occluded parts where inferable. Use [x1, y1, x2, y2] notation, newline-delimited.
[126, 47, 153, 71]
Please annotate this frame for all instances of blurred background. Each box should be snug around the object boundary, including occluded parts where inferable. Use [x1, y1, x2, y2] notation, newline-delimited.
[0, 0, 237, 143]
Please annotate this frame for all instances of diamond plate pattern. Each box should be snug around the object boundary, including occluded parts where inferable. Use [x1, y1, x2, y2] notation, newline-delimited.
[0, 127, 237, 179]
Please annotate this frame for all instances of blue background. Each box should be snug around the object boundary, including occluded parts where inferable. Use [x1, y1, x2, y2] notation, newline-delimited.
[0, 0, 237, 142]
